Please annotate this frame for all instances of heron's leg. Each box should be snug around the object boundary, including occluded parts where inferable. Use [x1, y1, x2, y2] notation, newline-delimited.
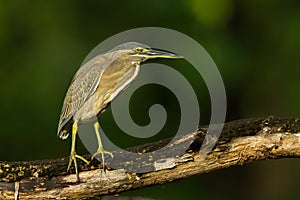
[67, 121, 89, 180]
[91, 121, 113, 170]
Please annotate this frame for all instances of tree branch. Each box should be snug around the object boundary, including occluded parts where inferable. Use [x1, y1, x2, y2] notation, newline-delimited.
[1, 116, 300, 199]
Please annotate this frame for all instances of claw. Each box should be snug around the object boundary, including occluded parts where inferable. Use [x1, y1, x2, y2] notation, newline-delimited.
[91, 147, 113, 170]
[67, 150, 89, 181]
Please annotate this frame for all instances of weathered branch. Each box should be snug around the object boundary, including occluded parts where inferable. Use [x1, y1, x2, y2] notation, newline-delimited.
[1, 116, 300, 199]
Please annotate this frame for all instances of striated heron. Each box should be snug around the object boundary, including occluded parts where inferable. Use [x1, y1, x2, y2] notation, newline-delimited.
[57, 42, 182, 179]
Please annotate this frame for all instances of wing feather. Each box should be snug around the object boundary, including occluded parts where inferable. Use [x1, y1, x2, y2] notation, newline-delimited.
[57, 58, 106, 139]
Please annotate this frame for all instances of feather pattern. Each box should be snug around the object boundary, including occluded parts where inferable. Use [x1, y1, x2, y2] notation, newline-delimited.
[57, 58, 106, 139]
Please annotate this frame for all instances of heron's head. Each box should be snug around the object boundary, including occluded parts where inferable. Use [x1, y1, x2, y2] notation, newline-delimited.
[109, 42, 183, 63]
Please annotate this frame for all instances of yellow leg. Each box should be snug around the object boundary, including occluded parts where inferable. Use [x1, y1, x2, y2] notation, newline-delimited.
[91, 121, 113, 170]
[67, 121, 89, 180]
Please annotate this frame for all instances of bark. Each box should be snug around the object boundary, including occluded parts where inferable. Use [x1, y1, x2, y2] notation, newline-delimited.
[1, 116, 300, 199]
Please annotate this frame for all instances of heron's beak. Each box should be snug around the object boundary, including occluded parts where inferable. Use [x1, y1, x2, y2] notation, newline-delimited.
[138, 48, 183, 59]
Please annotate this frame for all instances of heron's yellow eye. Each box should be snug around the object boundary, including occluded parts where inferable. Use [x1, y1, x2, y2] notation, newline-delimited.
[134, 47, 148, 53]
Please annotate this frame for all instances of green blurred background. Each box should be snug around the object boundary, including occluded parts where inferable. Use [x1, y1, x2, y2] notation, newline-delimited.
[1, 0, 300, 199]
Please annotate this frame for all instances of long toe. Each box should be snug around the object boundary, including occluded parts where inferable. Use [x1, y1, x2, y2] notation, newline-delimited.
[67, 151, 76, 172]
[67, 151, 87, 182]
[91, 148, 113, 170]
[67, 156, 73, 172]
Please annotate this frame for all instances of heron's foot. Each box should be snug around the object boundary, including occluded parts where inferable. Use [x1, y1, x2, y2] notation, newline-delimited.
[91, 147, 113, 170]
[67, 151, 90, 179]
